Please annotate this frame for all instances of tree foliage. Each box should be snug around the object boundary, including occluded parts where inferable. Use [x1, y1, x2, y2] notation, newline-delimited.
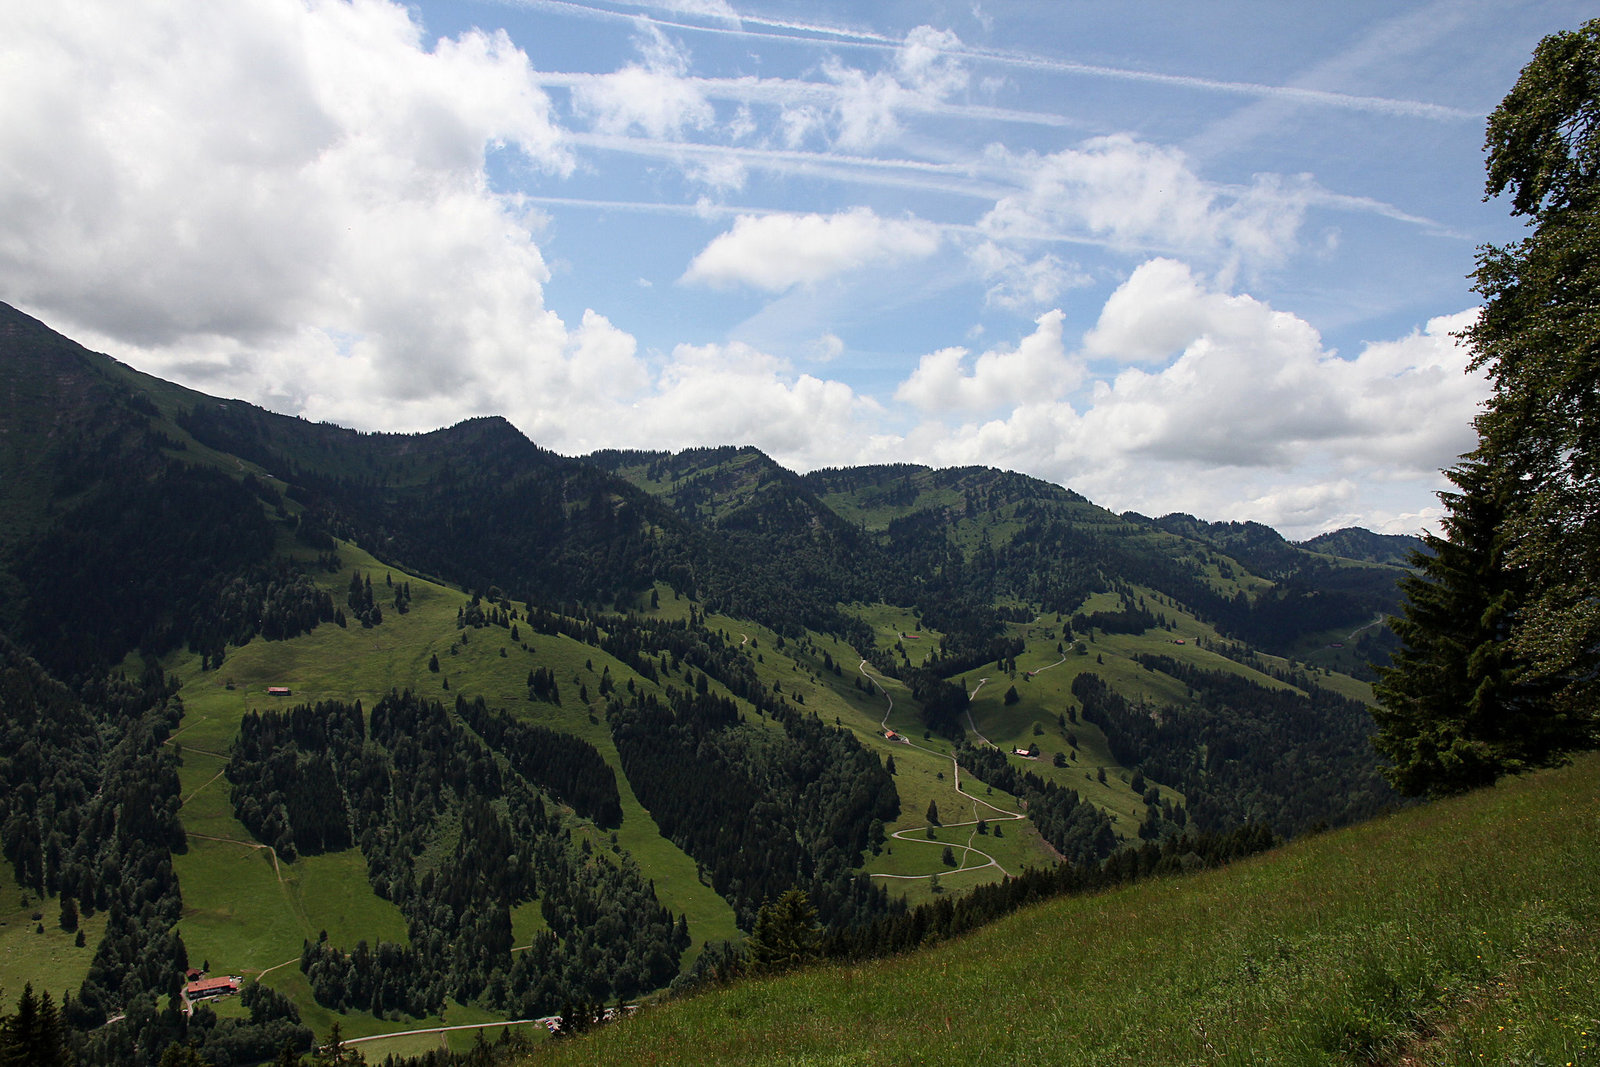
[1379, 19, 1600, 792]
[745, 889, 822, 974]
[1372, 459, 1553, 794]
[609, 689, 898, 931]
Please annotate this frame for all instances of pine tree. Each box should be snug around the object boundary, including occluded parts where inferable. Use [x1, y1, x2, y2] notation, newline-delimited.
[745, 889, 821, 974]
[925, 800, 940, 826]
[1373, 458, 1549, 793]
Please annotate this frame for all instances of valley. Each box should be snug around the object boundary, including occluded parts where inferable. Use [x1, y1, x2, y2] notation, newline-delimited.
[0, 302, 1426, 1062]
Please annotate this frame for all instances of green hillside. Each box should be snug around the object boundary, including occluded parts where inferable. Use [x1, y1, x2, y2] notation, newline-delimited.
[0, 302, 1432, 1064]
[529, 753, 1600, 1067]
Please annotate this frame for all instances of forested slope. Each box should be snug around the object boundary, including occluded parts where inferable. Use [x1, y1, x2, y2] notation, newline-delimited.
[0, 301, 1418, 1063]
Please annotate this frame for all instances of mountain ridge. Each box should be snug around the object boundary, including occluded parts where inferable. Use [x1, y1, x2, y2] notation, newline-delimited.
[0, 301, 1418, 1063]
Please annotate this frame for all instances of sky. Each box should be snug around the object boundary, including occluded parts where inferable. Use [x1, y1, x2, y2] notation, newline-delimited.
[2, 1, 1590, 539]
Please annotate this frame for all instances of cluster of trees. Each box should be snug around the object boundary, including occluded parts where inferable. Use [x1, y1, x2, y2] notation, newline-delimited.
[499, 846, 688, 1018]
[0, 639, 324, 1062]
[0, 657, 190, 1040]
[524, 666, 560, 703]
[0, 984, 72, 1066]
[1074, 664, 1394, 837]
[953, 745, 1118, 865]
[183, 981, 312, 1065]
[1071, 602, 1168, 637]
[228, 701, 365, 859]
[0, 637, 326, 1064]
[13, 463, 279, 676]
[821, 821, 1278, 965]
[898, 667, 970, 739]
[609, 686, 900, 931]
[1375, 19, 1600, 794]
[226, 691, 682, 1019]
[191, 561, 337, 669]
[453, 697, 622, 827]
[345, 573, 384, 628]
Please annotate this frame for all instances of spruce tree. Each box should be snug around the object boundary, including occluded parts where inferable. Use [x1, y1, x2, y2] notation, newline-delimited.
[1373, 458, 1540, 794]
[745, 889, 821, 974]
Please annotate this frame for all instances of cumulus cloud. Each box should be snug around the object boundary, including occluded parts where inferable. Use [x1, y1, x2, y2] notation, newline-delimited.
[822, 61, 907, 150]
[893, 262, 1489, 538]
[620, 342, 883, 468]
[896, 310, 1078, 413]
[1070, 261, 1483, 470]
[0, 0, 574, 430]
[682, 208, 941, 291]
[980, 135, 1311, 268]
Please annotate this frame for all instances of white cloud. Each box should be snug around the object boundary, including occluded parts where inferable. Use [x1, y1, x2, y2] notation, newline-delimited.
[619, 342, 883, 468]
[811, 333, 846, 362]
[684, 152, 748, 192]
[896, 25, 969, 99]
[896, 309, 1078, 413]
[822, 60, 907, 150]
[805, 24, 971, 151]
[778, 104, 827, 148]
[652, 0, 741, 18]
[682, 208, 941, 291]
[0, 0, 572, 429]
[892, 262, 1489, 538]
[970, 241, 1091, 311]
[980, 135, 1311, 268]
[570, 22, 713, 139]
[1071, 263, 1479, 471]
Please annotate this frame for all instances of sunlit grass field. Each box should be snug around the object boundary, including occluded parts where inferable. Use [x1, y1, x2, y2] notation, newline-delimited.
[529, 753, 1600, 1067]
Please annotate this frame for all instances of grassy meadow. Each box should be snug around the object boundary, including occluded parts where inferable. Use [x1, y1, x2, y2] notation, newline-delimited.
[526, 753, 1600, 1067]
[157, 537, 1092, 1038]
[146, 525, 1388, 1047]
[0, 863, 107, 1007]
[163, 538, 747, 1040]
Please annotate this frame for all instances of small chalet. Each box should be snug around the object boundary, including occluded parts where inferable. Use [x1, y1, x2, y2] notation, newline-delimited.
[184, 968, 204, 982]
[185, 976, 241, 1001]
[266, 686, 291, 696]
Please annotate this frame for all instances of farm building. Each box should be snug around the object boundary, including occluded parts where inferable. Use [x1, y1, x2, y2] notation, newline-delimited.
[184, 976, 242, 1001]
[266, 686, 291, 696]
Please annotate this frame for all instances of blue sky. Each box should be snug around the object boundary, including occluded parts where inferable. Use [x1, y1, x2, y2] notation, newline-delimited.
[2, 0, 1589, 537]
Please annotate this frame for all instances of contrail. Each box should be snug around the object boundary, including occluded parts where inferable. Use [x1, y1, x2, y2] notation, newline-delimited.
[502, 0, 1476, 121]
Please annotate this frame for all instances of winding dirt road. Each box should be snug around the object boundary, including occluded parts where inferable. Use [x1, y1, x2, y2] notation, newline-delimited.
[859, 661, 1024, 882]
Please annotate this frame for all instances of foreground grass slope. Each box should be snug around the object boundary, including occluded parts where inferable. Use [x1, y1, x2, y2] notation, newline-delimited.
[532, 754, 1600, 1066]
